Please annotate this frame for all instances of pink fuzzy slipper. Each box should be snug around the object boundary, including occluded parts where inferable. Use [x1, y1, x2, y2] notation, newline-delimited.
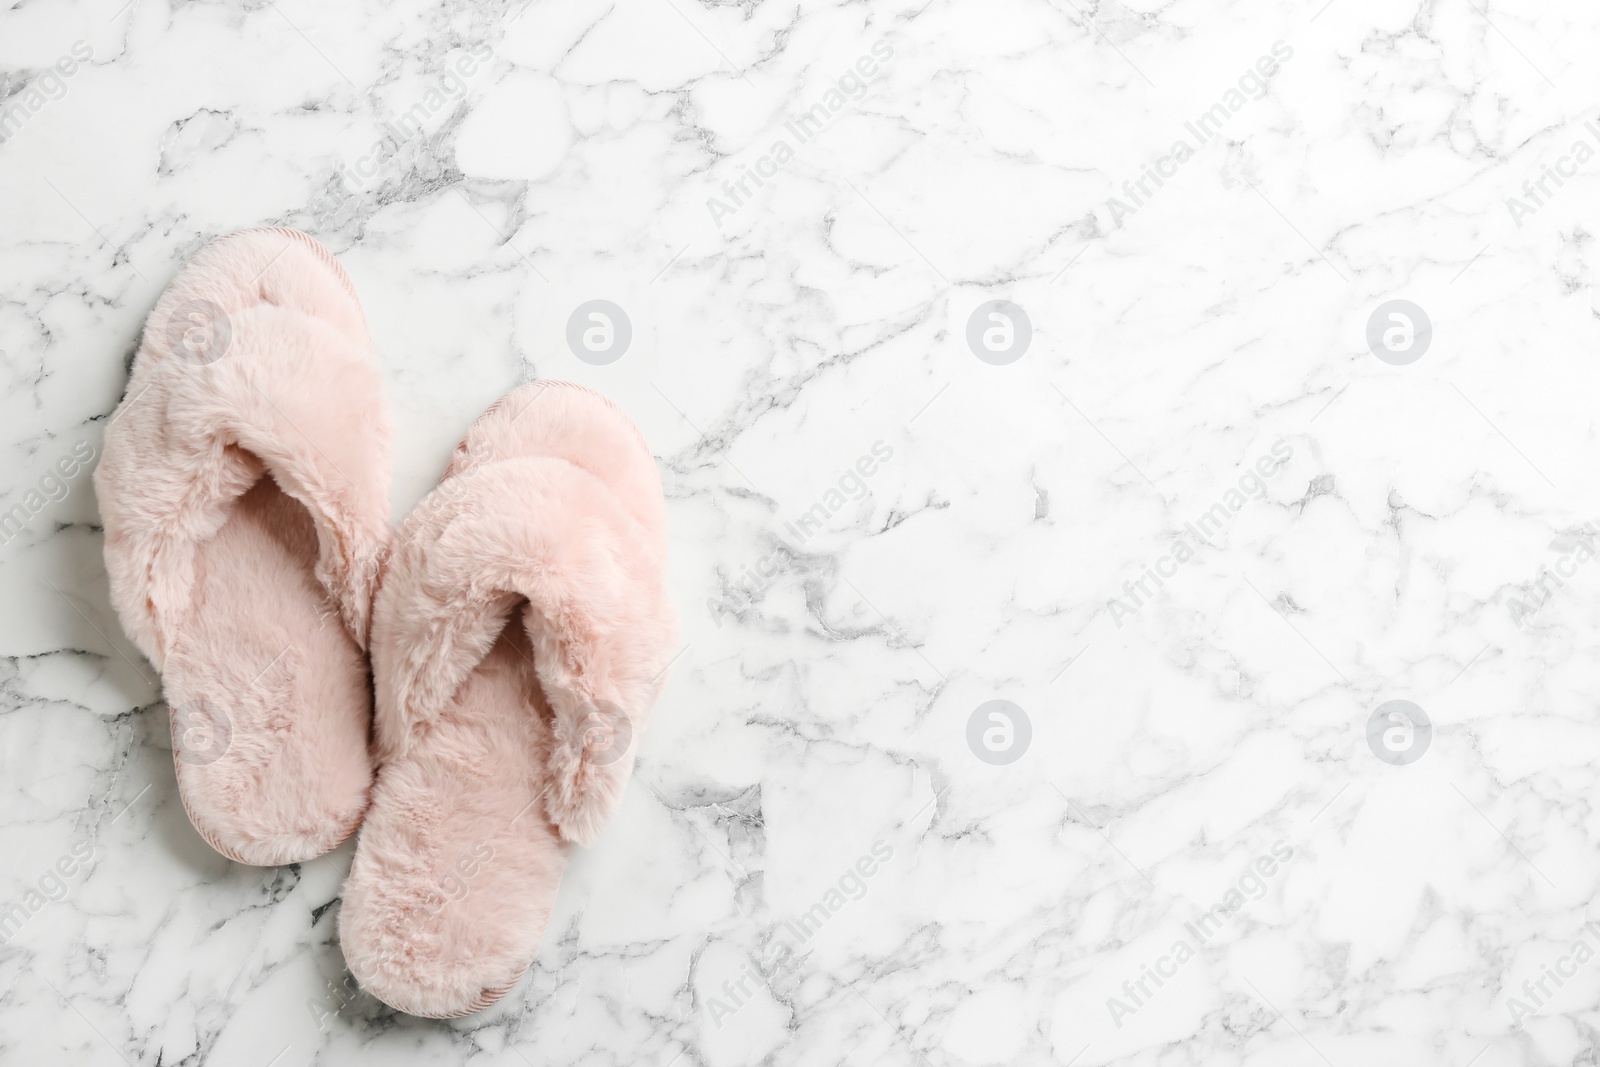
[338, 381, 678, 1018]
[95, 228, 392, 866]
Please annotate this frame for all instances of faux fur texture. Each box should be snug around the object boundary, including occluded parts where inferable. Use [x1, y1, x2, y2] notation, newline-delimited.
[95, 228, 392, 866]
[340, 381, 678, 1017]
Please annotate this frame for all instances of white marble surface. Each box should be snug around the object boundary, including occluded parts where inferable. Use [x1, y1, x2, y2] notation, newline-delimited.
[3, 0, 1600, 1063]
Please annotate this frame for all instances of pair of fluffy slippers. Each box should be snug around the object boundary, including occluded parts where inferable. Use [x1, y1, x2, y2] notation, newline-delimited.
[95, 228, 678, 1017]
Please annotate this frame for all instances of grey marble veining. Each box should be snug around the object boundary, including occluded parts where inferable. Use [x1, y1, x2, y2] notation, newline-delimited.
[2, 0, 1598, 1064]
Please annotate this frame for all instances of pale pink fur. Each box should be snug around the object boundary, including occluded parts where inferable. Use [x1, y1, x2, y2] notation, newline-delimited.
[339, 381, 678, 1018]
[95, 228, 392, 866]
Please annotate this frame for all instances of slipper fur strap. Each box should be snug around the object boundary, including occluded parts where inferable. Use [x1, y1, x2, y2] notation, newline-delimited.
[99, 300, 392, 666]
[372, 455, 677, 845]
